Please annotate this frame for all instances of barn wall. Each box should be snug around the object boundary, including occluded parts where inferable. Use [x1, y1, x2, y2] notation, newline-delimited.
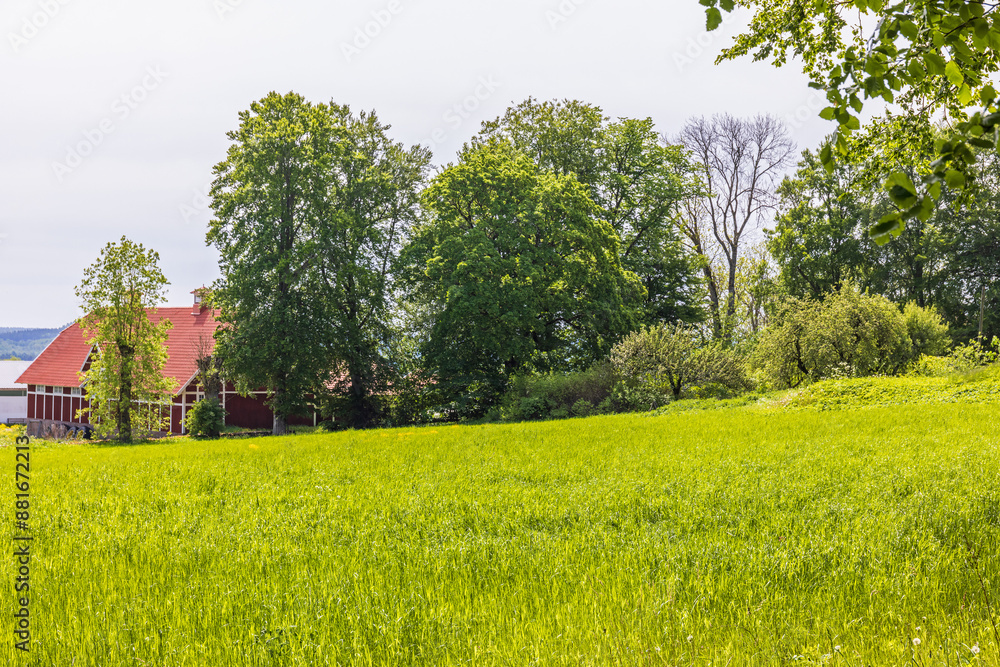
[24, 384, 298, 435]
[225, 394, 273, 429]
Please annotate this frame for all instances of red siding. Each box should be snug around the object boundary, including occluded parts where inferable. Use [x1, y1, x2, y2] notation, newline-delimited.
[171, 405, 182, 434]
[226, 394, 273, 429]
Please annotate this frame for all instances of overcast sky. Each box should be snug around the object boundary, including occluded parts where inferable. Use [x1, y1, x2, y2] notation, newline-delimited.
[1, 0, 837, 328]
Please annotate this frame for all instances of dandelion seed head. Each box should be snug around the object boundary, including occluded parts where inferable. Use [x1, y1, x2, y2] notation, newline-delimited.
[913, 637, 921, 646]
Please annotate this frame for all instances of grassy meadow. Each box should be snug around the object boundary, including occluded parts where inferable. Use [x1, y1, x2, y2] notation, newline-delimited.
[3, 397, 1000, 665]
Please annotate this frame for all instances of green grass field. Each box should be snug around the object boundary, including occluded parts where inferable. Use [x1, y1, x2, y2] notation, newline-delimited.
[3, 398, 1000, 665]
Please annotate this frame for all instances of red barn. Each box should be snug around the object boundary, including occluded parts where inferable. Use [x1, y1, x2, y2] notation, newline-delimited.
[16, 291, 294, 436]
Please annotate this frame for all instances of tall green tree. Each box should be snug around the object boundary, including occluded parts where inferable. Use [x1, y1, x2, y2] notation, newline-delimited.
[768, 148, 872, 300]
[209, 92, 334, 435]
[476, 98, 705, 326]
[208, 92, 429, 432]
[933, 147, 1000, 341]
[699, 0, 1000, 242]
[400, 139, 643, 414]
[767, 120, 998, 343]
[313, 106, 431, 427]
[76, 237, 174, 443]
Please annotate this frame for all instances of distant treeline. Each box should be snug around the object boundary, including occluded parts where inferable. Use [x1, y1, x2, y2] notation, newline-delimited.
[0, 325, 68, 361]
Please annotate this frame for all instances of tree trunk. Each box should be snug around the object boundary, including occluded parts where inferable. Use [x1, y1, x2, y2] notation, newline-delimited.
[702, 263, 722, 339]
[272, 385, 288, 436]
[119, 346, 133, 444]
[273, 411, 288, 436]
[724, 254, 738, 341]
[348, 358, 373, 429]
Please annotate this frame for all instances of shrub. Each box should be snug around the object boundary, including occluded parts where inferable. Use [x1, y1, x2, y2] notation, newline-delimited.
[753, 283, 911, 388]
[609, 323, 746, 406]
[910, 336, 999, 377]
[501, 362, 616, 421]
[185, 398, 225, 439]
[903, 302, 951, 359]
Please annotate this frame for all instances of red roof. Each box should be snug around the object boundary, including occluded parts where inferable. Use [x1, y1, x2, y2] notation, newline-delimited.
[16, 307, 218, 395]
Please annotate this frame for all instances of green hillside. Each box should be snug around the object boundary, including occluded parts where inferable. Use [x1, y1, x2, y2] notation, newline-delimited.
[3, 398, 999, 665]
[0, 325, 69, 361]
[655, 365, 1000, 415]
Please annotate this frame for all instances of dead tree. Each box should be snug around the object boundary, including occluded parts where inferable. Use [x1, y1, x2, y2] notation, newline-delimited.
[678, 114, 794, 340]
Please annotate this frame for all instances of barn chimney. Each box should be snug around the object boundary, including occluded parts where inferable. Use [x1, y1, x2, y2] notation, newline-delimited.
[191, 287, 209, 315]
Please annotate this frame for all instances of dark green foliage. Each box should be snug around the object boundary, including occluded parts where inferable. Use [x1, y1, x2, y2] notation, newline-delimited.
[208, 92, 430, 433]
[500, 363, 617, 421]
[209, 93, 341, 434]
[381, 372, 441, 426]
[768, 148, 875, 300]
[185, 398, 225, 439]
[475, 98, 706, 326]
[770, 130, 1000, 345]
[401, 139, 642, 414]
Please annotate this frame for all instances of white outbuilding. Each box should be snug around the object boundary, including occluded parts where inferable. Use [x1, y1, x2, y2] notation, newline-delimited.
[0, 360, 30, 424]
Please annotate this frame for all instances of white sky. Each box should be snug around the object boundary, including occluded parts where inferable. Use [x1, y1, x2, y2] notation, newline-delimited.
[0, 0, 837, 328]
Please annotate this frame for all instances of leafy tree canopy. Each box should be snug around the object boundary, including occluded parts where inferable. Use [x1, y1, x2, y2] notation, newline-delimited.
[769, 119, 1000, 342]
[475, 98, 706, 325]
[209, 92, 336, 433]
[209, 92, 430, 431]
[75, 236, 173, 443]
[400, 138, 644, 413]
[701, 0, 1000, 243]
[610, 322, 746, 401]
